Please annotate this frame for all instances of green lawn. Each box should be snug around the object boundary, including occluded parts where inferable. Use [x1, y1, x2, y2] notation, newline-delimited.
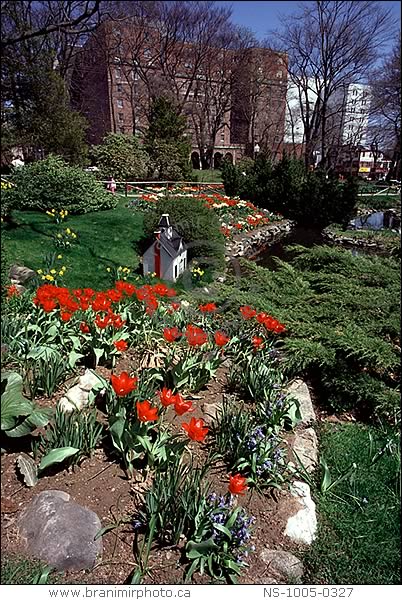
[302, 423, 400, 585]
[191, 169, 223, 183]
[3, 196, 145, 290]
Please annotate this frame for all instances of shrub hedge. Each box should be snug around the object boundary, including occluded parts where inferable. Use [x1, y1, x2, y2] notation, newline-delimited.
[7, 155, 117, 214]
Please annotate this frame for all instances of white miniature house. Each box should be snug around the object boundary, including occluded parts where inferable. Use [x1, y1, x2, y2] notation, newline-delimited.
[142, 214, 188, 282]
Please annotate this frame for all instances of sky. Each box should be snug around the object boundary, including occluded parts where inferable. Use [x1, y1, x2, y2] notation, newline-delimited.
[215, 0, 401, 50]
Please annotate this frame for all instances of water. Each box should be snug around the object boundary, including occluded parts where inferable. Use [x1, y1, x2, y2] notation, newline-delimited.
[256, 227, 326, 270]
[351, 211, 401, 231]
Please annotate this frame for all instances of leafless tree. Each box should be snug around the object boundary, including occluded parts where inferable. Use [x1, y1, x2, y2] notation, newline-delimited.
[269, 1, 393, 168]
[370, 35, 401, 179]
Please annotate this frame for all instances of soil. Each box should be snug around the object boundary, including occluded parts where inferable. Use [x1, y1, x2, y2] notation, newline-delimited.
[1, 363, 307, 586]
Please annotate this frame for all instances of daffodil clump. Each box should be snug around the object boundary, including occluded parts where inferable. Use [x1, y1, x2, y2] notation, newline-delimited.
[1, 180, 13, 190]
[37, 264, 67, 283]
[191, 265, 205, 283]
[54, 227, 78, 248]
[46, 208, 68, 225]
[106, 265, 132, 282]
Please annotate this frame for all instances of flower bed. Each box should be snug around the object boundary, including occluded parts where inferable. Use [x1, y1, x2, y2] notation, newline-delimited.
[2, 277, 300, 584]
[130, 187, 283, 239]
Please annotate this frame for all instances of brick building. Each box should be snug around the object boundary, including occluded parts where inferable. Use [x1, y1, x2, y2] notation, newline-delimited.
[71, 20, 288, 168]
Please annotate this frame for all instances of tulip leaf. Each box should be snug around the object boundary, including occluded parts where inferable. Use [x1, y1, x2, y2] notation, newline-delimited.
[186, 537, 217, 559]
[38, 447, 79, 472]
[68, 349, 84, 369]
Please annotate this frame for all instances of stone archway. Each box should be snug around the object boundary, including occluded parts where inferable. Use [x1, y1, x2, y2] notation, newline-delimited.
[214, 152, 223, 169]
[191, 152, 200, 170]
[224, 152, 233, 165]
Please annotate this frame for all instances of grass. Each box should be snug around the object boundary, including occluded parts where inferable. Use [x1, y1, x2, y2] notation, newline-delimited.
[358, 194, 401, 210]
[302, 422, 400, 585]
[326, 225, 401, 254]
[191, 169, 223, 183]
[1, 554, 59, 584]
[3, 196, 145, 290]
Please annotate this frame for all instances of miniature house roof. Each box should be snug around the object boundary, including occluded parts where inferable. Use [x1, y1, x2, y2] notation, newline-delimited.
[152, 214, 186, 258]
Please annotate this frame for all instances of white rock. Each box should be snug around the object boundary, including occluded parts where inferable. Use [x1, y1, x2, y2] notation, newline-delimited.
[292, 428, 318, 473]
[284, 481, 317, 545]
[58, 385, 89, 413]
[286, 380, 315, 424]
[78, 369, 101, 391]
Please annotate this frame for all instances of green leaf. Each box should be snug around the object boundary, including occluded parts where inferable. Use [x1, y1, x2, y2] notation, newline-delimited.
[93, 348, 104, 366]
[33, 565, 55, 584]
[186, 537, 217, 559]
[68, 349, 84, 369]
[16, 454, 38, 487]
[1, 371, 33, 431]
[38, 447, 79, 472]
[320, 457, 332, 493]
[213, 523, 232, 539]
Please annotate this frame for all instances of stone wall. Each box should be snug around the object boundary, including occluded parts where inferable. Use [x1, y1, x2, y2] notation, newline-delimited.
[225, 220, 294, 261]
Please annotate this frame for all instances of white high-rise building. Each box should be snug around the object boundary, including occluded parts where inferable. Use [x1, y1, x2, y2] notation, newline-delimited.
[284, 80, 371, 148]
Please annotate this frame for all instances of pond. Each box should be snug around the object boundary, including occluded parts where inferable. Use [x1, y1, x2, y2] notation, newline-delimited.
[350, 211, 401, 231]
[255, 227, 327, 270]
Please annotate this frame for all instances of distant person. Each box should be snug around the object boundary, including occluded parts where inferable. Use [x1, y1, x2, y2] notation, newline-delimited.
[107, 176, 116, 194]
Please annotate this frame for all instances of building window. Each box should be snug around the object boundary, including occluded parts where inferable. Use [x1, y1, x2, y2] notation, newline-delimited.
[115, 67, 122, 79]
[117, 99, 123, 108]
[117, 83, 123, 93]
[174, 264, 178, 279]
[276, 71, 282, 78]
[118, 113, 124, 122]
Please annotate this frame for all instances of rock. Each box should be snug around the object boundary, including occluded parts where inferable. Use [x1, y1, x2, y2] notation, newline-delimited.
[286, 380, 315, 424]
[292, 428, 318, 473]
[284, 481, 317, 545]
[18, 490, 102, 571]
[260, 549, 304, 582]
[78, 369, 101, 392]
[9, 265, 36, 285]
[58, 385, 89, 413]
[202, 402, 222, 426]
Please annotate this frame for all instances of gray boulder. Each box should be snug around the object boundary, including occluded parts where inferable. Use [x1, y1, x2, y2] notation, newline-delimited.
[260, 549, 304, 582]
[18, 490, 102, 571]
[9, 265, 36, 285]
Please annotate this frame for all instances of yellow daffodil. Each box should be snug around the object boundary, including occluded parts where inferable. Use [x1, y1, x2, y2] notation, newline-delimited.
[45, 274, 54, 281]
[59, 271, 64, 276]
[106, 267, 111, 272]
[71, 232, 77, 239]
[66, 228, 71, 234]
[57, 233, 62, 238]
[50, 269, 57, 274]
[37, 269, 43, 274]
[57, 254, 62, 259]
[41, 275, 46, 280]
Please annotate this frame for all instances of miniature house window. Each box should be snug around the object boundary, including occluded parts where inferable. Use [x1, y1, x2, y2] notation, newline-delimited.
[175, 265, 178, 279]
[117, 99, 123, 108]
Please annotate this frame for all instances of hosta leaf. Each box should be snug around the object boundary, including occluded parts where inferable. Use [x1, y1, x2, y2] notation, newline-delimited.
[16, 454, 38, 487]
[6, 407, 52, 438]
[1, 371, 33, 431]
[38, 447, 79, 472]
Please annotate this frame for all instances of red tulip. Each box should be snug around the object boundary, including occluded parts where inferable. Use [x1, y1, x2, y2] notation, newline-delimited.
[256, 312, 269, 324]
[174, 394, 193, 415]
[252, 335, 264, 350]
[60, 311, 72, 322]
[199, 302, 217, 313]
[228, 473, 248, 495]
[114, 339, 128, 352]
[240, 305, 256, 320]
[182, 417, 208, 442]
[80, 322, 90, 334]
[158, 387, 176, 407]
[111, 371, 137, 397]
[171, 301, 181, 311]
[185, 325, 208, 347]
[136, 400, 158, 422]
[94, 313, 110, 329]
[163, 326, 181, 342]
[214, 331, 230, 347]
[6, 285, 20, 298]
